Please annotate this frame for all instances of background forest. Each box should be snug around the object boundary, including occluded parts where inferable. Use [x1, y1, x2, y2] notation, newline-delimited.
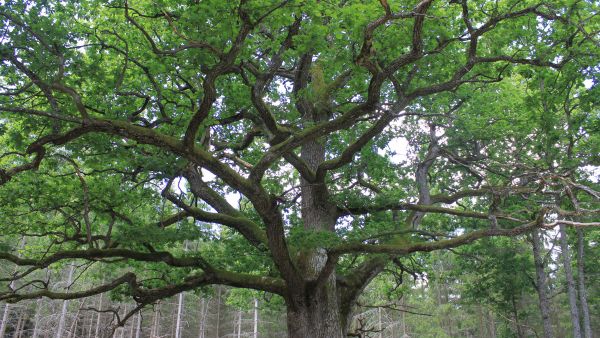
[1, 229, 599, 337]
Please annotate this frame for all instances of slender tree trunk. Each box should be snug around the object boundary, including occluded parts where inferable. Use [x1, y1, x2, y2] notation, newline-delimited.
[119, 304, 127, 338]
[128, 309, 135, 338]
[511, 295, 524, 338]
[559, 224, 582, 338]
[11, 310, 24, 338]
[198, 298, 205, 338]
[377, 307, 382, 338]
[0, 303, 11, 338]
[253, 298, 258, 338]
[134, 311, 141, 338]
[67, 300, 86, 338]
[32, 298, 43, 338]
[532, 229, 554, 338]
[56, 264, 75, 338]
[0, 267, 19, 338]
[94, 291, 104, 338]
[175, 292, 184, 338]
[215, 287, 221, 338]
[576, 229, 592, 338]
[488, 309, 497, 338]
[151, 302, 160, 338]
[236, 310, 241, 338]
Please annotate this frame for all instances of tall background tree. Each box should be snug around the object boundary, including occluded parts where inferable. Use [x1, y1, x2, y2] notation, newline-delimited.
[0, 0, 598, 337]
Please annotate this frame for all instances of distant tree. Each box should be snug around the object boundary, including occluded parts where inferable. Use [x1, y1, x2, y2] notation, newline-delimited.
[0, 1, 598, 337]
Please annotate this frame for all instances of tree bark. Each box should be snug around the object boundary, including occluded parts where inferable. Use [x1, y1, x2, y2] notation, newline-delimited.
[576, 229, 592, 338]
[559, 224, 582, 338]
[532, 229, 554, 338]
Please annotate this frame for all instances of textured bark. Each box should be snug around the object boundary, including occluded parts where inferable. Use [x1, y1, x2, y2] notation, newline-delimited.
[576, 229, 592, 338]
[288, 248, 343, 338]
[532, 229, 554, 338]
[559, 224, 582, 338]
[286, 81, 345, 337]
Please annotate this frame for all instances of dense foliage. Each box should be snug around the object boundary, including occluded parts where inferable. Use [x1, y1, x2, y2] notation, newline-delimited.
[0, 0, 598, 337]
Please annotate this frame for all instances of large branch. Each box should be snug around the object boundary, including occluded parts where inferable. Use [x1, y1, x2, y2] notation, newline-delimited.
[330, 208, 600, 256]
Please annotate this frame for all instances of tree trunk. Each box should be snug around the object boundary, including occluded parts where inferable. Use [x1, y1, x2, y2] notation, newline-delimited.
[286, 300, 343, 338]
[134, 311, 141, 338]
[532, 229, 554, 338]
[215, 287, 221, 338]
[576, 229, 592, 338]
[0, 303, 11, 338]
[198, 298, 206, 338]
[252, 298, 258, 338]
[488, 309, 497, 338]
[94, 290, 104, 338]
[286, 250, 343, 338]
[151, 302, 160, 338]
[32, 298, 43, 338]
[56, 264, 75, 338]
[175, 292, 184, 338]
[11, 310, 24, 338]
[511, 294, 524, 338]
[559, 224, 582, 338]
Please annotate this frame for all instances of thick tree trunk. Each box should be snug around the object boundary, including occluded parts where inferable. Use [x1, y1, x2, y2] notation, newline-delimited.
[559, 224, 582, 338]
[576, 229, 592, 338]
[288, 62, 356, 338]
[286, 294, 343, 338]
[287, 249, 344, 338]
[532, 229, 554, 338]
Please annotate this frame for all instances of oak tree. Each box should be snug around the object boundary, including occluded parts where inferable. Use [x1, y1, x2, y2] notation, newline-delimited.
[0, 0, 598, 337]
